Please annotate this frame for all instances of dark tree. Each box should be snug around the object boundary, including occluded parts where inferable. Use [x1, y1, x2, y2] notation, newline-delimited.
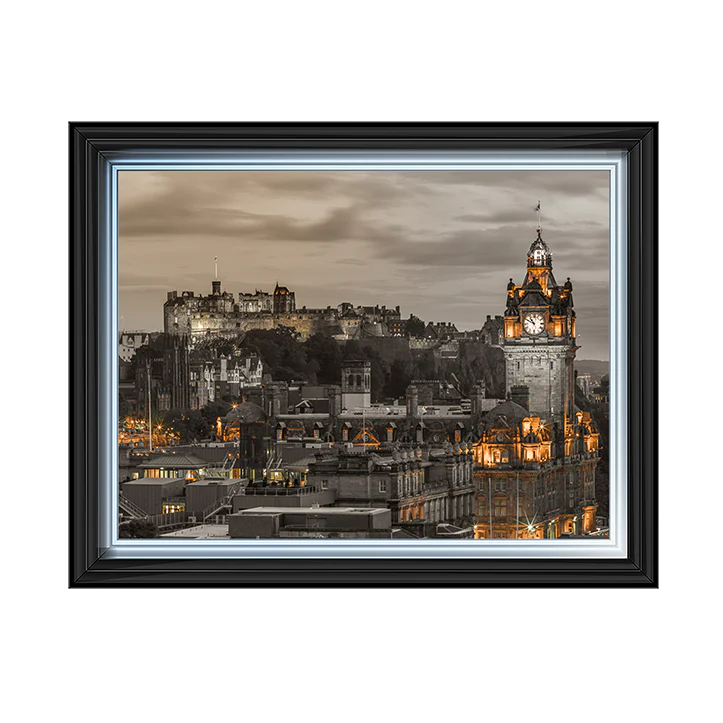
[119, 519, 158, 539]
[304, 334, 342, 384]
[162, 408, 208, 444]
[384, 358, 413, 400]
[240, 328, 316, 381]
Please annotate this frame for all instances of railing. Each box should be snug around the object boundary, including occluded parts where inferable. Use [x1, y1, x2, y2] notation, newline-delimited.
[201, 489, 237, 521]
[118, 492, 150, 519]
[147, 511, 192, 529]
[239, 485, 318, 497]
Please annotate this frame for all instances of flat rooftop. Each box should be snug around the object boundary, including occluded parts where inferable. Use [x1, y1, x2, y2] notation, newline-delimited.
[161, 525, 230, 539]
[185, 477, 238, 486]
[123, 476, 184, 486]
[233, 506, 387, 516]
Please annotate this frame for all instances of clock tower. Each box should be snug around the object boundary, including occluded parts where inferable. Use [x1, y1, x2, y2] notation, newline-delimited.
[501, 227, 578, 430]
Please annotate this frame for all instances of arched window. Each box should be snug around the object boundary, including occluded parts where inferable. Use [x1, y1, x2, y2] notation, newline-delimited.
[493, 497, 507, 517]
[356, 374, 361, 387]
[347, 375, 353, 387]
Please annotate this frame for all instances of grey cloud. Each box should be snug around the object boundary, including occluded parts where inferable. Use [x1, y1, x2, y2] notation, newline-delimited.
[119, 169, 611, 360]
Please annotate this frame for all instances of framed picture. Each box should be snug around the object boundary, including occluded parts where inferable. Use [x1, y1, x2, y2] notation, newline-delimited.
[70, 123, 657, 587]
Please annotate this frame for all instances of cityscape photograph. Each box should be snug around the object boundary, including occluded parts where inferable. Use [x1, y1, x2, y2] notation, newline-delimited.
[118, 170, 610, 541]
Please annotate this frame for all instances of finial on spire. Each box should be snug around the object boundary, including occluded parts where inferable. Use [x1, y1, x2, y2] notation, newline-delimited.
[214, 256, 218, 280]
[534, 200, 541, 230]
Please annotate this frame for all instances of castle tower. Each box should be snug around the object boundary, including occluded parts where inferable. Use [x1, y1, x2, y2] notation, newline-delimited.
[273, 282, 296, 314]
[341, 360, 371, 409]
[501, 228, 577, 430]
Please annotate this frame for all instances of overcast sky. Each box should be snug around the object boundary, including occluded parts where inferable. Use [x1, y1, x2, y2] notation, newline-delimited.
[119, 170, 610, 360]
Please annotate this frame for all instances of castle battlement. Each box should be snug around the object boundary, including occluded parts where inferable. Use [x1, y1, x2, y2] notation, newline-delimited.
[164, 280, 403, 343]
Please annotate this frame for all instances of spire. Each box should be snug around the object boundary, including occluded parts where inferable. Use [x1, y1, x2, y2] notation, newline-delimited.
[527, 227, 552, 269]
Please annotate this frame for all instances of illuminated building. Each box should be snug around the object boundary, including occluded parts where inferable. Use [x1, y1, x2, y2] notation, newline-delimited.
[473, 227, 600, 539]
[273, 282, 296, 314]
[164, 279, 403, 342]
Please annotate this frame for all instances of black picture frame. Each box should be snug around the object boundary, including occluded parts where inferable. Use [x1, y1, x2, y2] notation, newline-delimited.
[70, 122, 658, 587]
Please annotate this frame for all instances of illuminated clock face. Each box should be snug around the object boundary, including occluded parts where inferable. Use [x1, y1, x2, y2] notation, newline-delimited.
[523, 313, 545, 335]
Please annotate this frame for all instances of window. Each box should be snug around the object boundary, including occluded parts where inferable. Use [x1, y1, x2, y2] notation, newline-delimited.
[494, 499, 507, 517]
[379, 479, 388, 493]
[320, 479, 329, 490]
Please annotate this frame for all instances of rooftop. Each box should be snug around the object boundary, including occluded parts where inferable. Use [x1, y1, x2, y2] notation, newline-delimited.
[161, 525, 230, 539]
[185, 477, 239, 487]
[233, 506, 388, 517]
[123, 476, 185, 486]
[138, 453, 206, 469]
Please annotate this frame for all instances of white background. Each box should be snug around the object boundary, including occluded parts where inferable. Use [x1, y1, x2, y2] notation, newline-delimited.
[1, 1, 718, 722]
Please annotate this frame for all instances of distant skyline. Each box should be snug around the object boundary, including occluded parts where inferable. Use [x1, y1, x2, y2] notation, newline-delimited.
[119, 170, 610, 359]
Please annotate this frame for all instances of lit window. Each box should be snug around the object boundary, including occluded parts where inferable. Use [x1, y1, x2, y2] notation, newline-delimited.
[379, 480, 388, 493]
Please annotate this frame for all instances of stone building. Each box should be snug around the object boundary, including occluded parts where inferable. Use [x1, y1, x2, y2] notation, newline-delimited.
[472, 227, 601, 539]
[273, 282, 296, 314]
[164, 279, 403, 342]
[188, 353, 263, 409]
[481, 315, 504, 346]
[118, 331, 150, 362]
[305, 443, 475, 533]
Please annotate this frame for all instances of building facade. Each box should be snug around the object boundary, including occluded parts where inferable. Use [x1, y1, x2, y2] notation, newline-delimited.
[472, 227, 600, 539]
[164, 279, 404, 342]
